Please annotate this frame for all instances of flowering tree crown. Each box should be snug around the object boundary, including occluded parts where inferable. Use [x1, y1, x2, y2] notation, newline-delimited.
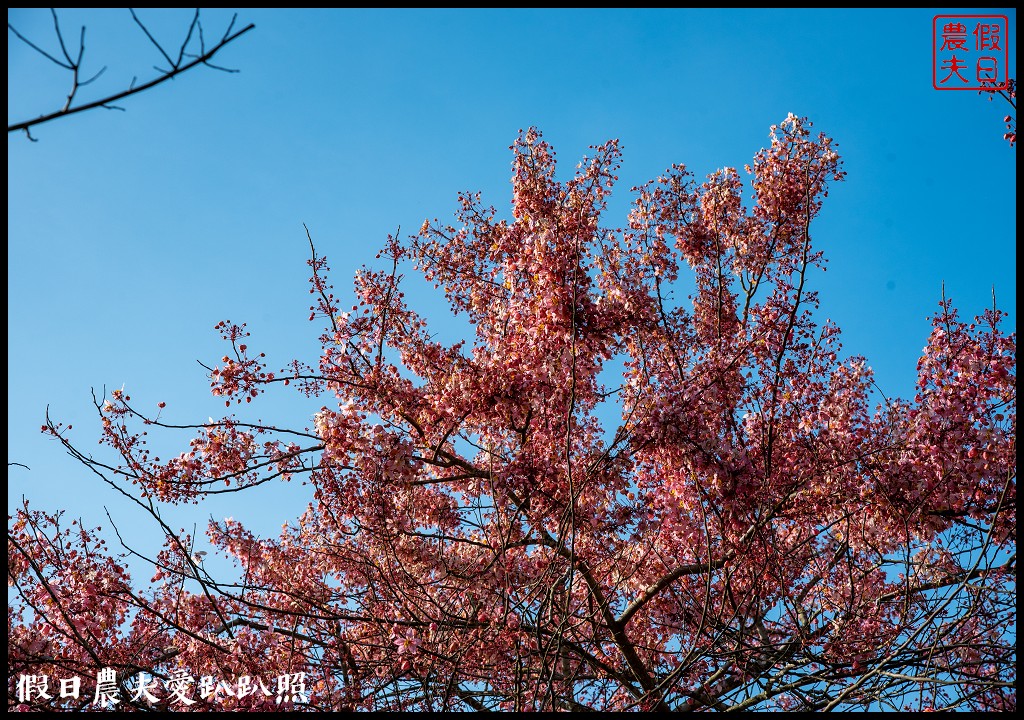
[10, 116, 1015, 712]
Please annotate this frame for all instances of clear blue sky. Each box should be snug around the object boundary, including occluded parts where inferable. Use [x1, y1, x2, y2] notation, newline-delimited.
[7, 9, 1017, 567]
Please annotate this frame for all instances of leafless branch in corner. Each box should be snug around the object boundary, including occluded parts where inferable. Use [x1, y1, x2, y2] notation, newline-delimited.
[8, 8, 254, 140]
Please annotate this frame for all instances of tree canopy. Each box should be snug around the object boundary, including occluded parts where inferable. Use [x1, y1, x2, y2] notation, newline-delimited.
[9, 116, 1016, 712]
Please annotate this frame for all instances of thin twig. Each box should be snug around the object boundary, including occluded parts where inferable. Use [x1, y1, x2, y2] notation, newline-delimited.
[8, 10, 254, 137]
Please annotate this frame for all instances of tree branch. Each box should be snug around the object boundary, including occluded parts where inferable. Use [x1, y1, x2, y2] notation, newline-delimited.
[8, 10, 254, 137]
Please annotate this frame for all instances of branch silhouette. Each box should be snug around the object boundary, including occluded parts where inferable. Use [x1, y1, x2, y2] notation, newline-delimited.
[8, 8, 254, 140]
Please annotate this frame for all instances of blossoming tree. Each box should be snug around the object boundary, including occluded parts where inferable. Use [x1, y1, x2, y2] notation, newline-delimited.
[9, 116, 1016, 711]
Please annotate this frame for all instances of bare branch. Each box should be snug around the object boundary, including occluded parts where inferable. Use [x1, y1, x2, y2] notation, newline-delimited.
[129, 8, 175, 69]
[8, 9, 255, 137]
[7, 21, 72, 69]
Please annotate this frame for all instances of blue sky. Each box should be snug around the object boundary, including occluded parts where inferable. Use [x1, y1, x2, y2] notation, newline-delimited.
[7, 9, 1017, 566]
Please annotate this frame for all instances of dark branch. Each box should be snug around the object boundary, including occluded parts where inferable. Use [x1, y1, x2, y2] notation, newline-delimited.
[8, 10, 254, 137]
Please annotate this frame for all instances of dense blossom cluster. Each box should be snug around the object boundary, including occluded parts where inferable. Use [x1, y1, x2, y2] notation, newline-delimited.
[10, 118, 1015, 711]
